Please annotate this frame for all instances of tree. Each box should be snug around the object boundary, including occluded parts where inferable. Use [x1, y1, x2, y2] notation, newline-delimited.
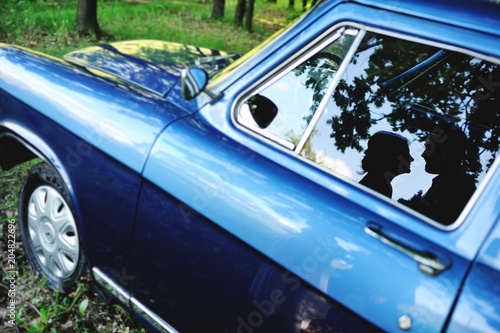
[75, 0, 101, 37]
[234, 0, 246, 26]
[211, 0, 225, 19]
[245, 0, 255, 32]
[289, 0, 295, 7]
[234, 0, 255, 32]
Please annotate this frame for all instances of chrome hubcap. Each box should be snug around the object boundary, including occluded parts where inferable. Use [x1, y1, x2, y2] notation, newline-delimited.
[28, 186, 79, 279]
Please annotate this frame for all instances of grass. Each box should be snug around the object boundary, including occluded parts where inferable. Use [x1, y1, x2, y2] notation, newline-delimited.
[0, 0, 306, 331]
[0, 0, 303, 57]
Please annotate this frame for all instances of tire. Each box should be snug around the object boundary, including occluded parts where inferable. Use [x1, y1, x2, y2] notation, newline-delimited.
[18, 162, 85, 293]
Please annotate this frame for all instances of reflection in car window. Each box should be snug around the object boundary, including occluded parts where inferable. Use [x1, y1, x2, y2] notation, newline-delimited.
[238, 29, 357, 146]
[301, 30, 500, 226]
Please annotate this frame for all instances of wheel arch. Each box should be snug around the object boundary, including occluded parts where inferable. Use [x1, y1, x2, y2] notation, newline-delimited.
[0, 125, 86, 240]
[0, 124, 73, 190]
[0, 132, 37, 170]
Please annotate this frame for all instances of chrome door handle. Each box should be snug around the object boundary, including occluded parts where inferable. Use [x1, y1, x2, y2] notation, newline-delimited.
[364, 223, 450, 276]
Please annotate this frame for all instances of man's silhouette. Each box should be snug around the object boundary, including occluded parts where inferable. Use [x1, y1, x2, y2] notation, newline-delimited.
[399, 123, 476, 225]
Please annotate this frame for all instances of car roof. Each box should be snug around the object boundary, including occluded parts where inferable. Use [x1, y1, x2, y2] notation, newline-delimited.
[349, 0, 500, 38]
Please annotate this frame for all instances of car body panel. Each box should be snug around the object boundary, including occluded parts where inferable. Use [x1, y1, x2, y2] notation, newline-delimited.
[132, 179, 381, 332]
[446, 212, 500, 332]
[354, 0, 500, 38]
[64, 40, 236, 97]
[0, 44, 190, 174]
[0, 90, 141, 277]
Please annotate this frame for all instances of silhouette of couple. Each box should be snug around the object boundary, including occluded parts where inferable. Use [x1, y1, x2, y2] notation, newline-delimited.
[359, 123, 476, 225]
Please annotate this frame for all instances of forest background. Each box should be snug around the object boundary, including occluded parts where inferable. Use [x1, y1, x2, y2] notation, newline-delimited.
[0, 0, 313, 332]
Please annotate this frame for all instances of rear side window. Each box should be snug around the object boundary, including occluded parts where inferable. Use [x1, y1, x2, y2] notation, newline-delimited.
[237, 27, 500, 227]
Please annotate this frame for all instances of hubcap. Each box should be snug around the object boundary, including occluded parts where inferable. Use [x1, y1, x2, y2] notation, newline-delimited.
[27, 186, 79, 279]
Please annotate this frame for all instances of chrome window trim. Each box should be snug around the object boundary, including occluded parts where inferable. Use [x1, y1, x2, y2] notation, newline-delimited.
[92, 267, 130, 305]
[294, 29, 365, 153]
[131, 297, 180, 333]
[231, 21, 500, 232]
[237, 116, 295, 150]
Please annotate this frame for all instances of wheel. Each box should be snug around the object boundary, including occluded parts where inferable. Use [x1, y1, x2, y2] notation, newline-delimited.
[18, 162, 84, 293]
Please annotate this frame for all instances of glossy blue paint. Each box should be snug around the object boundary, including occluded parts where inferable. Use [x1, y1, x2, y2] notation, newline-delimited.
[137, 2, 500, 331]
[141, 107, 473, 331]
[0, 44, 189, 174]
[131, 180, 381, 332]
[64, 40, 235, 97]
[355, 0, 500, 38]
[0, 90, 141, 277]
[446, 216, 500, 332]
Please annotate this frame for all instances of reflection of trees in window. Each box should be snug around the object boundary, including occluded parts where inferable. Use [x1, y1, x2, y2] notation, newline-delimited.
[288, 129, 353, 178]
[295, 55, 339, 116]
[326, 33, 500, 179]
[296, 33, 355, 122]
[287, 129, 317, 160]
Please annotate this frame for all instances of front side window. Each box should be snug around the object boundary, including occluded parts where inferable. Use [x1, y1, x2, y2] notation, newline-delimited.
[301, 30, 500, 226]
[237, 28, 358, 147]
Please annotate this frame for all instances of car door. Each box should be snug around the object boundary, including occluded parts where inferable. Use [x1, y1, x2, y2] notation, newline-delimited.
[129, 4, 500, 333]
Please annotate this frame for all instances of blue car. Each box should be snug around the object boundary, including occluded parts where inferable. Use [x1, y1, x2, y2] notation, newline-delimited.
[2, 0, 500, 332]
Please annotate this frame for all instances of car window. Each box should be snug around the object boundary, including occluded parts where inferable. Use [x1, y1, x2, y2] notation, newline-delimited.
[300, 30, 500, 227]
[237, 28, 358, 148]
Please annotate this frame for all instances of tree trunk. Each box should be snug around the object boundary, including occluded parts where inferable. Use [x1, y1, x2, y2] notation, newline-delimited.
[234, 0, 246, 26]
[245, 0, 255, 32]
[75, 0, 101, 37]
[267, 0, 277, 3]
[211, 0, 225, 19]
[302, 0, 307, 10]
[289, 0, 295, 8]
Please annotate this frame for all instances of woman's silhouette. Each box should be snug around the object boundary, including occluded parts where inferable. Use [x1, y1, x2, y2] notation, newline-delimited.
[359, 131, 413, 198]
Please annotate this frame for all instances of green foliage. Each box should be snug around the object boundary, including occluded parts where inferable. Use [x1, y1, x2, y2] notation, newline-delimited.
[0, 159, 39, 223]
[79, 298, 90, 317]
[5, 271, 145, 332]
[0, 0, 300, 57]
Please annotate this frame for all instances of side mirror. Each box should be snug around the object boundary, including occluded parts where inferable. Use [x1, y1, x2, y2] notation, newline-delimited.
[247, 95, 278, 129]
[181, 67, 208, 100]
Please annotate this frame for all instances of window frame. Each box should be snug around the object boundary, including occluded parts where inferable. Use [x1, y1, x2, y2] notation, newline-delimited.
[234, 26, 361, 150]
[231, 21, 500, 232]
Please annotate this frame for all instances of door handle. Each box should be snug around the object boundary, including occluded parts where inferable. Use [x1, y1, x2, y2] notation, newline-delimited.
[364, 222, 450, 276]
